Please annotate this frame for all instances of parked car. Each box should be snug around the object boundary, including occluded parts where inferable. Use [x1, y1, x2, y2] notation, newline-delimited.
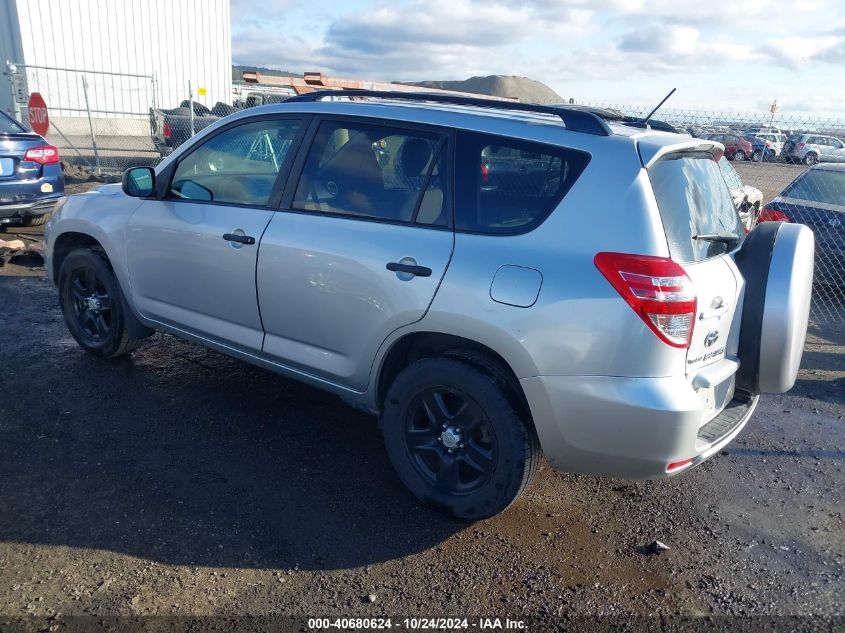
[45, 91, 814, 519]
[744, 134, 780, 162]
[758, 163, 845, 286]
[0, 109, 65, 226]
[717, 156, 763, 230]
[705, 133, 752, 161]
[783, 133, 845, 165]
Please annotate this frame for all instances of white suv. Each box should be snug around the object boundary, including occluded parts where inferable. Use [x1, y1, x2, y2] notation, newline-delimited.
[45, 91, 815, 519]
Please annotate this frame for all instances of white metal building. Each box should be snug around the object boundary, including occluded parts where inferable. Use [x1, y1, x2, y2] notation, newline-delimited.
[1, 0, 232, 118]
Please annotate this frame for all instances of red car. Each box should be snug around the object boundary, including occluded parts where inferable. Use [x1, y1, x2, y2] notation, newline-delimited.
[704, 133, 753, 161]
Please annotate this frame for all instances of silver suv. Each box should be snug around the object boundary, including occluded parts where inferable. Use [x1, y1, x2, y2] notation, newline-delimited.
[785, 133, 845, 165]
[44, 92, 815, 519]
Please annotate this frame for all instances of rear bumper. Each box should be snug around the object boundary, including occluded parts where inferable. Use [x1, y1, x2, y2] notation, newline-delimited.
[0, 196, 62, 223]
[521, 374, 758, 479]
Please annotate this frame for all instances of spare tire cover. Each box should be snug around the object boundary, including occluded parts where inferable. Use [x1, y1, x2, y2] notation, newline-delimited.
[734, 222, 814, 394]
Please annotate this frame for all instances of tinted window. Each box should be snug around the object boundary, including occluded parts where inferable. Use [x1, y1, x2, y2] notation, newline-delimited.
[0, 111, 26, 134]
[455, 132, 589, 234]
[292, 121, 448, 226]
[170, 119, 301, 206]
[783, 170, 845, 206]
[649, 152, 743, 262]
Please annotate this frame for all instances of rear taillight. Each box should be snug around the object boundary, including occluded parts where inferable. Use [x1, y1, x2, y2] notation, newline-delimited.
[757, 207, 791, 223]
[798, 143, 805, 149]
[594, 252, 697, 348]
[23, 145, 60, 164]
[480, 163, 489, 184]
[163, 122, 172, 139]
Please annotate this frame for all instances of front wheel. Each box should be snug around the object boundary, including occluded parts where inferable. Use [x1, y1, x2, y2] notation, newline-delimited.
[58, 248, 143, 358]
[752, 150, 763, 162]
[382, 357, 539, 520]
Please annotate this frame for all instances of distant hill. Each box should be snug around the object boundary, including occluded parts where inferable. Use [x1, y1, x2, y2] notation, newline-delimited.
[232, 65, 299, 82]
[407, 75, 564, 104]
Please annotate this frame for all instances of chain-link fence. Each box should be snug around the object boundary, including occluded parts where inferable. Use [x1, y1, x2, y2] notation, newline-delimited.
[584, 104, 845, 324]
[5, 62, 161, 173]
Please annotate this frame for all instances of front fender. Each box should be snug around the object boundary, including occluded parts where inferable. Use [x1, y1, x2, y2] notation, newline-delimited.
[46, 187, 144, 318]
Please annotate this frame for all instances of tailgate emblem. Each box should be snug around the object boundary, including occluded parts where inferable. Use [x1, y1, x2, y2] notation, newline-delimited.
[704, 330, 719, 348]
[829, 218, 841, 228]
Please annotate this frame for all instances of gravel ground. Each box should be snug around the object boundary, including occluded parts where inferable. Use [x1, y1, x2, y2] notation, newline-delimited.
[0, 173, 843, 630]
[732, 160, 806, 203]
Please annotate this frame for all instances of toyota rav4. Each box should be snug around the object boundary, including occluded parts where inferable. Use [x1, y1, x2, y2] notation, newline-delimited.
[44, 92, 814, 519]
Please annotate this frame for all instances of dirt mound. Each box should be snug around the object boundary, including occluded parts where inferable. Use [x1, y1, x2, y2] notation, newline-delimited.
[407, 75, 563, 104]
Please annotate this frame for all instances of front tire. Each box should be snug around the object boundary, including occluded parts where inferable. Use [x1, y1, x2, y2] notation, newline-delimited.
[752, 150, 763, 162]
[382, 357, 539, 520]
[58, 248, 143, 358]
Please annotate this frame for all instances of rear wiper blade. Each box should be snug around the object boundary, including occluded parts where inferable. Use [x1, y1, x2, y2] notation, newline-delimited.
[693, 233, 741, 245]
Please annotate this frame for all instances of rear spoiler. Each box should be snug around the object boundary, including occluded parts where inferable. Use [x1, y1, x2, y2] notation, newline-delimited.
[638, 139, 724, 169]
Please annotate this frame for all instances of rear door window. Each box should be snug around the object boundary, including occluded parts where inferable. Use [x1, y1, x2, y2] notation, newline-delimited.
[292, 120, 449, 226]
[648, 152, 744, 262]
[455, 132, 590, 234]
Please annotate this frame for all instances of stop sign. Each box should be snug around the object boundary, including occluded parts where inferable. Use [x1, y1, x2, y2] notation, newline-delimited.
[27, 92, 49, 136]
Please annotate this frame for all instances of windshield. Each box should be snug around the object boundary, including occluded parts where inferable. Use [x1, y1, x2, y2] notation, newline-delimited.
[0, 111, 26, 134]
[783, 169, 845, 206]
[649, 152, 744, 262]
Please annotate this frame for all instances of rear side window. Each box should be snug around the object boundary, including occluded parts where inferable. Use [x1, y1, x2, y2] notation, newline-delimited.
[649, 152, 743, 263]
[717, 156, 742, 190]
[455, 132, 590, 234]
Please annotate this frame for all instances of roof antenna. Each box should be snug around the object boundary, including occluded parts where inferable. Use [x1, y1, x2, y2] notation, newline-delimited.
[642, 88, 676, 125]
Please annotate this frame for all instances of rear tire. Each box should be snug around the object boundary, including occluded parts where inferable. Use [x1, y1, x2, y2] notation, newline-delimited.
[21, 212, 50, 227]
[733, 150, 746, 161]
[752, 150, 763, 162]
[382, 357, 539, 520]
[58, 248, 143, 358]
[803, 152, 818, 165]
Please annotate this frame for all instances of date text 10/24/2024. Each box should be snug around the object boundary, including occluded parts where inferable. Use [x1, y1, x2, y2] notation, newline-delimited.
[307, 618, 527, 630]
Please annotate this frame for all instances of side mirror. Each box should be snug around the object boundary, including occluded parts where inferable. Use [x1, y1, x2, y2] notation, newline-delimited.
[122, 167, 155, 197]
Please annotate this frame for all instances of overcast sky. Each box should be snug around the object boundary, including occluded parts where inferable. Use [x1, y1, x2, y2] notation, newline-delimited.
[230, 0, 845, 118]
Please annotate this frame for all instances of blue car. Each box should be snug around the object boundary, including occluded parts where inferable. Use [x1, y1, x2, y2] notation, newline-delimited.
[743, 135, 778, 162]
[0, 109, 65, 226]
[759, 163, 845, 286]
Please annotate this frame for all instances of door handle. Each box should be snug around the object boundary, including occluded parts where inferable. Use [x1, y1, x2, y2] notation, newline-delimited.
[386, 262, 432, 277]
[223, 233, 256, 245]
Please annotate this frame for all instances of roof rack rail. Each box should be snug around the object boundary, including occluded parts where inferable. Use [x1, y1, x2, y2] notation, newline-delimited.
[284, 90, 612, 137]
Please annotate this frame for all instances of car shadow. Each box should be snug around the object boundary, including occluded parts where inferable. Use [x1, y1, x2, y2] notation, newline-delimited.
[0, 278, 464, 570]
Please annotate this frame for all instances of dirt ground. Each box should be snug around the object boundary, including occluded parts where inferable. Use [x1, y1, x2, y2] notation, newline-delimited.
[0, 177, 843, 631]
